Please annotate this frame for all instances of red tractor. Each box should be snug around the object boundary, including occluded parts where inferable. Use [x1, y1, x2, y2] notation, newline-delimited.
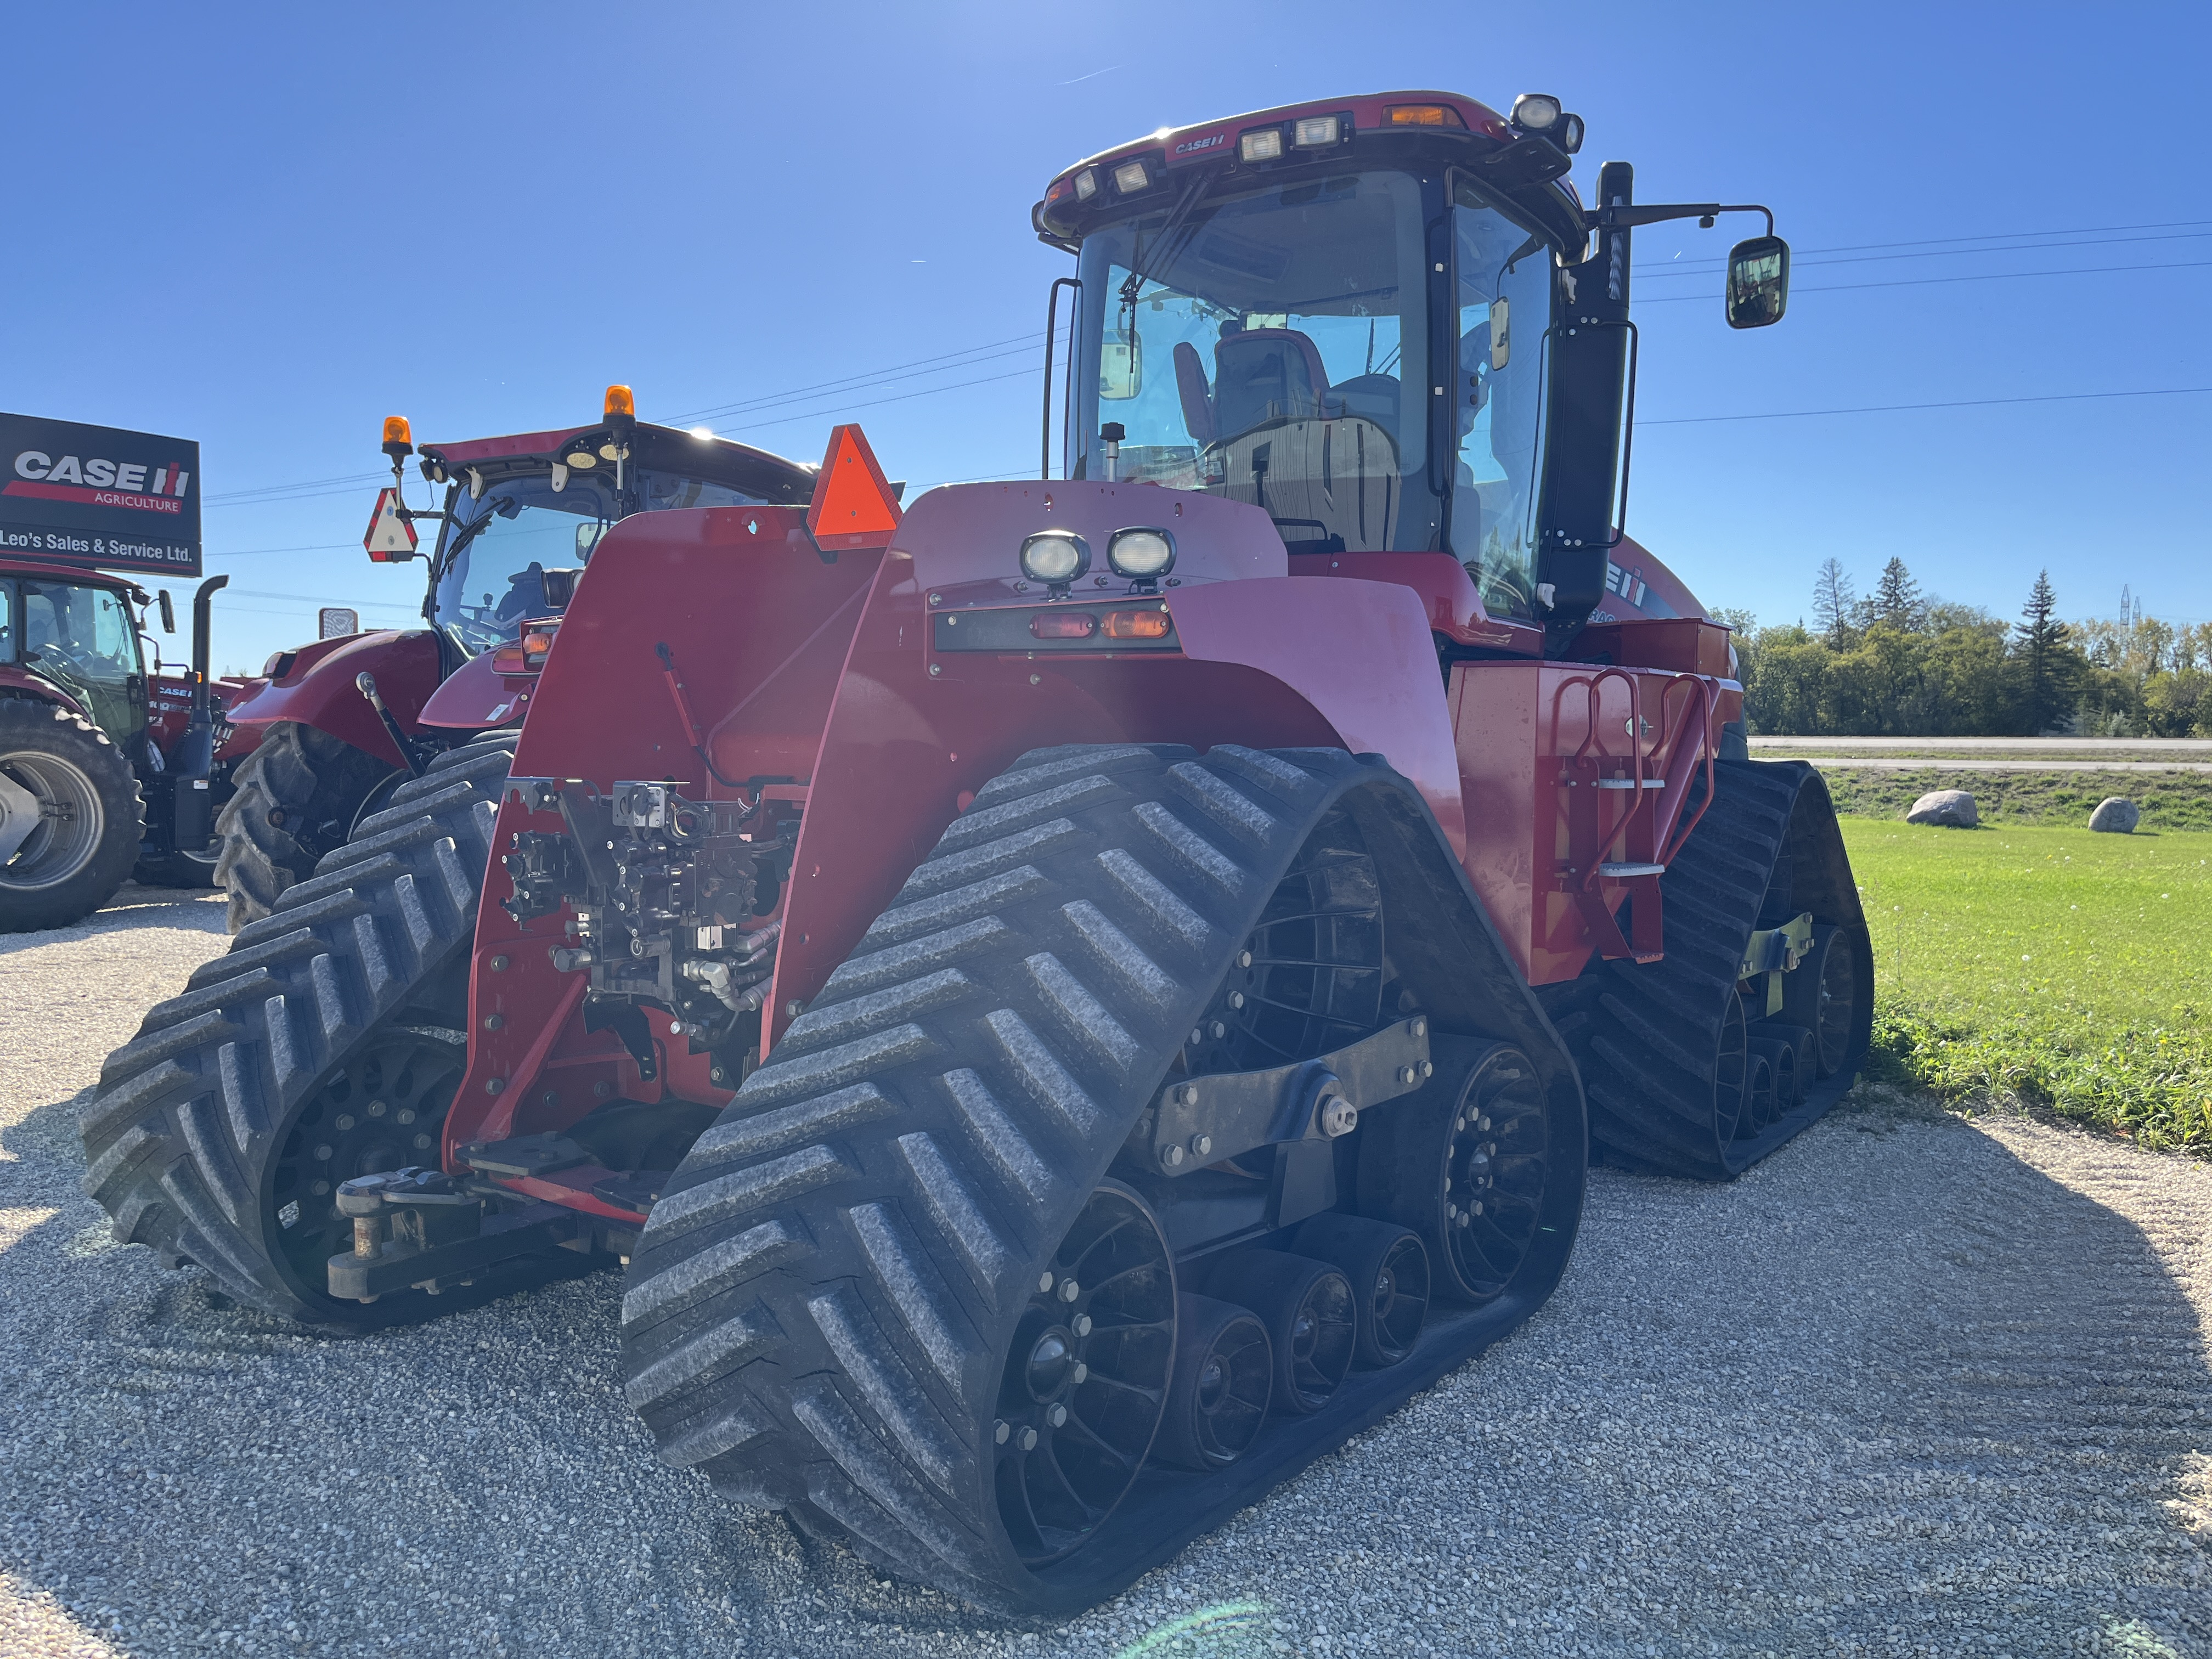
[211, 389, 816, 928]
[1, 560, 238, 930]
[85, 91, 1866, 1614]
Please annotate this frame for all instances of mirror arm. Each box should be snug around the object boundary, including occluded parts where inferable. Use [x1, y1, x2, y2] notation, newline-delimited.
[1594, 201, 1775, 237]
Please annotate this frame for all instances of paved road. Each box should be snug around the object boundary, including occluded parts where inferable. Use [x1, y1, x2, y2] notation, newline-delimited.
[3, 891, 2208, 1657]
[1751, 738, 2212, 754]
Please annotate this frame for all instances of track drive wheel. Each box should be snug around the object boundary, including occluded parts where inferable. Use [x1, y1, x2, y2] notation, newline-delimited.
[0, 698, 144, 934]
[214, 721, 400, 932]
[80, 733, 523, 1327]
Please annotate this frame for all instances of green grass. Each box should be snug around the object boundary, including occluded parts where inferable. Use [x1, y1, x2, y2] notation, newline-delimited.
[1841, 819, 2212, 1150]
[1821, 766, 2212, 830]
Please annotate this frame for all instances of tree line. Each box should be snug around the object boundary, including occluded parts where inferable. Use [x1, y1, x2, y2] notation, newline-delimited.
[1716, 559, 2212, 737]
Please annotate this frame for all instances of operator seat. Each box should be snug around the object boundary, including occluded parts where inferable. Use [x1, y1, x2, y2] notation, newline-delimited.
[1209, 326, 1331, 442]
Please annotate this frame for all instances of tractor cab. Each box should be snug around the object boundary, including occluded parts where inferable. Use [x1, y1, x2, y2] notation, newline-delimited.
[1036, 91, 1789, 649]
[391, 391, 816, 654]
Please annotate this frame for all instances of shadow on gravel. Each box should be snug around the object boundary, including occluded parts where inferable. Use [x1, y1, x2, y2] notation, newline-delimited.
[3, 985, 2209, 1656]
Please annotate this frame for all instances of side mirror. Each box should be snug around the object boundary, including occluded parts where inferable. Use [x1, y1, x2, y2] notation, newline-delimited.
[1725, 236, 1790, 329]
[1099, 331, 1143, 399]
[156, 589, 176, 634]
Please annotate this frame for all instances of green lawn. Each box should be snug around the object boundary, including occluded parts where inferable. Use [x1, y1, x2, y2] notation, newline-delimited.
[1840, 819, 2212, 1150]
[1819, 766, 2212, 830]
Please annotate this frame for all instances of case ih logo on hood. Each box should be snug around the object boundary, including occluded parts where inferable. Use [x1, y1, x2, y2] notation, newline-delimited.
[7, 450, 191, 515]
[1174, 132, 1227, 156]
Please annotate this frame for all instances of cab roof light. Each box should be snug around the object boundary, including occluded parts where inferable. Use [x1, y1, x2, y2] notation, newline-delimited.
[1292, 114, 1342, 149]
[1112, 160, 1150, 194]
[1074, 167, 1099, 201]
[381, 415, 412, 460]
[1238, 127, 1285, 162]
[1385, 104, 1465, 127]
[1510, 93, 1563, 132]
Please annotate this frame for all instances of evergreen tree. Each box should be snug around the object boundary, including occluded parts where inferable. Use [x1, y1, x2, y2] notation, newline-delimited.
[1872, 557, 1923, 629]
[2014, 568, 2071, 733]
[1812, 558, 1857, 646]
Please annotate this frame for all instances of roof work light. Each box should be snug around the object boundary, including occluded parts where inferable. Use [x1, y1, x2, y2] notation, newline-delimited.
[1238, 128, 1284, 162]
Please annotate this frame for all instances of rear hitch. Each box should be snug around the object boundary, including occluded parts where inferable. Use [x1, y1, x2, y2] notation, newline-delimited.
[328, 1167, 583, 1301]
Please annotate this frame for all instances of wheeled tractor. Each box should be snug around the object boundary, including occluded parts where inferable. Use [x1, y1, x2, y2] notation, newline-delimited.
[211, 391, 817, 929]
[84, 89, 1869, 1613]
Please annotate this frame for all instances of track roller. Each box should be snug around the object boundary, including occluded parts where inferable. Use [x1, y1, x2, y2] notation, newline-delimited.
[1193, 1250, 1354, 1415]
[1290, 1213, 1429, 1369]
[1152, 1294, 1272, 1470]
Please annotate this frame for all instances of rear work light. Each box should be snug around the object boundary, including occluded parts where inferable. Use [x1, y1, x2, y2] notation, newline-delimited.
[1293, 115, 1342, 148]
[1074, 168, 1099, 201]
[1030, 611, 1097, 640]
[1019, 530, 1091, 585]
[1238, 128, 1284, 162]
[1107, 527, 1175, 578]
[1386, 104, 1465, 127]
[1112, 160, 1150, 194]
[1102, 608, 1171, 640]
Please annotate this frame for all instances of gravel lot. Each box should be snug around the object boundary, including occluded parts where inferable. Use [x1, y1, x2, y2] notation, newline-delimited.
[4, 891, 2209, 1658]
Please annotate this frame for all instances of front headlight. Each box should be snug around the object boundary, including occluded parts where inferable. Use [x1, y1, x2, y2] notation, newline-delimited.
[1107, 528, 1175, 578]
[1019, 531, 1090, 585]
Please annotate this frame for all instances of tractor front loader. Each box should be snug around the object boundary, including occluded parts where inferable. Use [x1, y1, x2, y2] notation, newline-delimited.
[84, 88, 1871, 1615]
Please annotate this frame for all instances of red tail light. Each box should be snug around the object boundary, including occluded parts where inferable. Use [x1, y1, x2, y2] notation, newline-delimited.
[1029, 611, 1097, 640]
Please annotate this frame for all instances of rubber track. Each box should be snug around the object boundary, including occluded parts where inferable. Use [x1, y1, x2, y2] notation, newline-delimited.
[79, 733, 518, 1321]
[1537, 758, 1859, 1180]
[214, 721, 398, 932]
[621, 742, 1395, 1610]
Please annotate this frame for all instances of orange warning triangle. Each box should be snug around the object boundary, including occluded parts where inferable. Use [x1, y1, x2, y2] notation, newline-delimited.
[806, 424, 902, 549]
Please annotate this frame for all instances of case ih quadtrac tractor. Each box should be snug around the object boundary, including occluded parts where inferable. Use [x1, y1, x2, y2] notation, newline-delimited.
[212, 390, 815, 929]
[1, 560, 235, 931]
[85, 90, 1866, 1614]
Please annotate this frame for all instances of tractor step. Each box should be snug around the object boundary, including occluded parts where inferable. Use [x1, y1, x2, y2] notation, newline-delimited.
[459, 1133, 592, 1178]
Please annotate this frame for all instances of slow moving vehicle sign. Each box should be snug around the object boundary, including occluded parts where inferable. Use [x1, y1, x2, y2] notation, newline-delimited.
[0, 411, 202, 578]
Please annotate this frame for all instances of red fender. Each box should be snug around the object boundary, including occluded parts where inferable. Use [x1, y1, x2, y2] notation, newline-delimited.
[0, 663, 89, 719]
[417, 648, 527, 733]
[216, 629, 442, 769]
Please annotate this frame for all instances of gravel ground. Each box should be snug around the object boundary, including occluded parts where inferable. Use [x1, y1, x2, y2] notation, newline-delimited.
[3, 891, 2209, 1658]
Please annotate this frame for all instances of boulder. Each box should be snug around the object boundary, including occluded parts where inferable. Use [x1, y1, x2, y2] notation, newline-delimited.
[1906, 788, 1978, 828]
[2089, 797, 2140, 833]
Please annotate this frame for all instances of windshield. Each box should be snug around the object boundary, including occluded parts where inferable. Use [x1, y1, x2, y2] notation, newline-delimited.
[430, 467, 771, 647]
[1073, 169, 1438, 553]
[19, 579, 142, 738]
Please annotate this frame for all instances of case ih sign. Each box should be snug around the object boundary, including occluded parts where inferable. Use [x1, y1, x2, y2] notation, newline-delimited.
[1, 411, 201, 578]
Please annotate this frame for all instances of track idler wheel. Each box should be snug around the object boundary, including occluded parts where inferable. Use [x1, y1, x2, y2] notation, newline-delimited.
[1784, 923, 1862, 1077]
[1195, 1250, 1354, 1415]
[994, 1182, 1176, 1568]
[1291, 1213, 1429, 1369]
[1152, 1294, 1273, 1471]
[1357, 1038, 1557, 1306]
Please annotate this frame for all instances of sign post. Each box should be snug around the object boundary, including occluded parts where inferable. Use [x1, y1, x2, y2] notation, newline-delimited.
[0, 411, 201, 578]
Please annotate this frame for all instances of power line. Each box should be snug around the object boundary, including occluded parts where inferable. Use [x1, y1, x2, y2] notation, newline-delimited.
[1637, 227, 2212, 279]
[1631, 216, 2212, 274]
[669, 332, 1042, 425]
[716, 368, 1039, 435]
[1640, 385, 2212, 427]
[1635, 258, 2212, 304]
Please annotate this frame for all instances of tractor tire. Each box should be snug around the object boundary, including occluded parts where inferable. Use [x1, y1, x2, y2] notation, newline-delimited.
[1537, 758, 1873, 1180]
[618, 743, 1584, 1613]
[134, 842, 222, 890]
[79, 732, 525, 1328]
[214, 721, 400, 933]
[0, 698, 145, 934]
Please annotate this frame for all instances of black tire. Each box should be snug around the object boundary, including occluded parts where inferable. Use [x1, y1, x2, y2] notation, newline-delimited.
[214, 721, 399, 933]
[1537, 759, 1873, 1180]
[78, 732, 520, 1328]
[0, 698, 144, 934]
[618, 742, 1583, 1612]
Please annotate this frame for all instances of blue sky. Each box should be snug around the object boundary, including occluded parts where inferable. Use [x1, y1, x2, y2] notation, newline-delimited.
[5, 1, 2204, 672]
